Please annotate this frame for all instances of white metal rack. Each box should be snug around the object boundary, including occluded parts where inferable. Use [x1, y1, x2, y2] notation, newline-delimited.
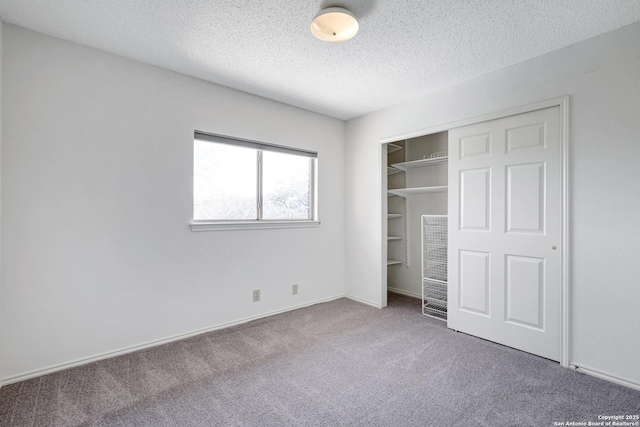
[422, 215, 448, 320]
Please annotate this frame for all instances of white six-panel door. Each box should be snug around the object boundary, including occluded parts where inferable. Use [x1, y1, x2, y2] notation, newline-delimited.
[448, 106, 562, 361]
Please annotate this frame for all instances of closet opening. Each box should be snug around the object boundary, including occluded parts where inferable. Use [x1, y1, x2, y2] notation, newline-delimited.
[383, 132, 449, 321]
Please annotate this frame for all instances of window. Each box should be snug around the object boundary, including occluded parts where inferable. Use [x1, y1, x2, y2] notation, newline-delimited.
[192, 132, 318, 231]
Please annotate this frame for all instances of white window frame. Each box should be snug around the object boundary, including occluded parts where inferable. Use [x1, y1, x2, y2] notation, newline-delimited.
[190, 131, 320, 231]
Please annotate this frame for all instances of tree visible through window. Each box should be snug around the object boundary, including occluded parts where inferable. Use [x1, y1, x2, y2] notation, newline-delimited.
[193, 132, 317, 222]
[262, 151, 312, 220]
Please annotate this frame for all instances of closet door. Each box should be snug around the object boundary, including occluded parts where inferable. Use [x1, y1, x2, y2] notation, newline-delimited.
[447, 106, 562, 361]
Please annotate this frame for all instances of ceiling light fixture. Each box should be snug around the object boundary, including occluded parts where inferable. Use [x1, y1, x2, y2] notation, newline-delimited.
[310, 7, 359, 42]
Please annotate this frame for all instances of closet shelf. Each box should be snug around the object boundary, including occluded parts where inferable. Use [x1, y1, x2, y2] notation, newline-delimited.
[387, 259, 403, 266]
[388, 167, 403, 176]
[391, 156, 448, 171]
[387, 213, 403, 219]
[387, 236, 403, 241]
[387, 143, 403, 154]
[388, 186, 448, 197]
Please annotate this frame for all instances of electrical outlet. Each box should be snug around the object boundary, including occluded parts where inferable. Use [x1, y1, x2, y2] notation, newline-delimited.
[292, 284, 299, 295]
[253, 289, 260, 302]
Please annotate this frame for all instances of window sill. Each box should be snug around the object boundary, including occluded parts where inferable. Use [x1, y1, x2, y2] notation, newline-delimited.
[190, 220, 321, 232]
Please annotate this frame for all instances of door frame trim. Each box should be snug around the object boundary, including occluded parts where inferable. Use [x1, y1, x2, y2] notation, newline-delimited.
[380, 96, 570, 368]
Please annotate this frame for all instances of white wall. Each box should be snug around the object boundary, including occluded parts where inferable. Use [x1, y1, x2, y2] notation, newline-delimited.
[0, 25, 346, 382]
[346, 22, 640, 386]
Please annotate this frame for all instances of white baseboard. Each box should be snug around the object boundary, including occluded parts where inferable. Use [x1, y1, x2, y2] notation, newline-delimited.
[387, 286, 421, 299]
[572, 364, 640, 391]
[345, 294, 381, 308]
[0, 294, 346, 387]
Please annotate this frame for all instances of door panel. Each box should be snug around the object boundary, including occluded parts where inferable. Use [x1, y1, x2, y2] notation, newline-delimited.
[460, 168, 491, 231]
[448, 106, 562, 361]
[459, 250, 491, 315]
[460, 133, 491, 158]
[505, 255, 544, 329]
[506, 162, 545, 234]
[506, 123, 546, 152]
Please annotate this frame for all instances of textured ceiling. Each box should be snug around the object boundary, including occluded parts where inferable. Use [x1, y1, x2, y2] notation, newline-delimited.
[0, 1, 639, 120]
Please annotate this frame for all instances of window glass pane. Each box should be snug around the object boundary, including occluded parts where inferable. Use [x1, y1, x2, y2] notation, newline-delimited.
[262, 151, 312, 220]
[194, 141, 257, 220]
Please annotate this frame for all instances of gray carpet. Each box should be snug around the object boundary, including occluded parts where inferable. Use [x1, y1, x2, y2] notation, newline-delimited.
[1, 294, 639, 426]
